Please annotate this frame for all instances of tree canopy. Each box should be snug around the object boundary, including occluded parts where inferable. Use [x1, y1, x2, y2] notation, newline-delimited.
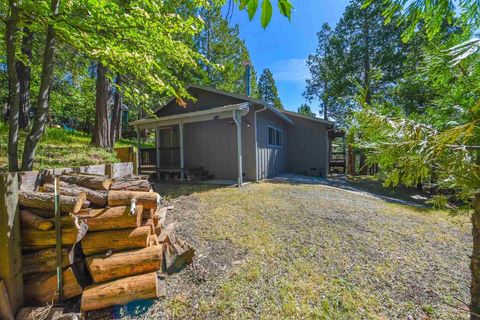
[258, 68, 283, 109]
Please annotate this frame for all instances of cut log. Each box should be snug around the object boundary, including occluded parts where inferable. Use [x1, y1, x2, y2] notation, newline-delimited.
[81, 272, 164, 312]
[85, 246, 163, 283]
[74, 208, 106, 219]
[24, 267, 83, 304]
[21, 227, 78, 250]
[20, 209, 53, 231]
[148, 235, 159, 247]
[157, 206, 167, 227]
[110, 180, 152, 192]
[40, 182, 107, 207]
[51, 174, 112, 190]
[141, 218, 155, 234]
[22, 248, 70, 275]
[19, 191, 85, 214]
[0, 280, 14, 320]
[115, 174, 150, 181]
[158, 223, 176, 245]
[81, 226, 151, 255]
[108, 190, 160, 210]
[81, 205, 144, 232]
[163, 238, 195, 275]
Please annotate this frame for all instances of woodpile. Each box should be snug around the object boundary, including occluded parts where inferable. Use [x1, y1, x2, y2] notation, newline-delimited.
[18, 172, 195, 313]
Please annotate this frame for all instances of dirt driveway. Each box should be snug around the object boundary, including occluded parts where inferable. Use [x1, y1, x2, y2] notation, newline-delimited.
[126, 180, 470, 319]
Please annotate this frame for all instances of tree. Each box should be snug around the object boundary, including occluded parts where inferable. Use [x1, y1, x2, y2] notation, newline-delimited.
[304, 23, 332, 120]
[1, 0, 293, 171]
[297, 103, 315, 117]
[258, 68, 283, 109]
[356, 1, 480, 317]
[195, 6, 259, 96]
[304, 0, 415, 125]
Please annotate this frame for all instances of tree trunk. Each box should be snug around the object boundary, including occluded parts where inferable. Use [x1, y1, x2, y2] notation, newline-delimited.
[17, 27, 33, 130]
[110, 75, 123, 147]
[92, 62, 112, 149]
[5, 0, 20, 172]
[471, 193, 480, 319]
[81, 226, 152, 255]
[21, 0, 60, 171]
[108, 190, 161, 209]
[363, 12, 371, 106]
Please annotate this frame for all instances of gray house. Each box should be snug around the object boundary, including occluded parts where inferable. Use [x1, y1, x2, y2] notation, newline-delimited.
[131, 85, 334, 185]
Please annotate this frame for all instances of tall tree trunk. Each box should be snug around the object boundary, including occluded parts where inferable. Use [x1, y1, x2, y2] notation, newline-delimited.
[21, 0, 60, 171]
[17, 27, 33, 130]
[471, 193, 480, 319]
[5, 0, 20, 172]
[91, 62, 112, 149]
[109, 75, 123, 147]
[359, 12, 371, 176]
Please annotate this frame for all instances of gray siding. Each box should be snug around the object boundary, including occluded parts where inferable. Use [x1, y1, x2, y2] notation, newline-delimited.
[255, 110, 288, 180]
[182, 111, 256, 180]
[284, 114, 330, 177]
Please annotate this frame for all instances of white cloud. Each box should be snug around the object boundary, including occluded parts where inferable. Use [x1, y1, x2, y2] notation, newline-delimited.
[270, 58, 309, 82]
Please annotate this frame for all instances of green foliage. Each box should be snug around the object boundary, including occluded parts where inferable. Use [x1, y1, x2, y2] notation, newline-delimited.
[304, 0, 449, 126]
[235, 0, 293, 28]
[297, 103, 316, 117]
[258, 68, 283, 109]
[367, 0, 480, 41]
[195, 6, 259, 97]
[352, 35, 480, 202]
[0, 122, 118, 171]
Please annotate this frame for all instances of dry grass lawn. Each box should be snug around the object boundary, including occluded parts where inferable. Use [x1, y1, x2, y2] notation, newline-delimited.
[120, 181, 471, 319]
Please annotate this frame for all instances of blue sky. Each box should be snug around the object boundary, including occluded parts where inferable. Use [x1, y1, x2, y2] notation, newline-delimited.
[222, 0, 350, 115]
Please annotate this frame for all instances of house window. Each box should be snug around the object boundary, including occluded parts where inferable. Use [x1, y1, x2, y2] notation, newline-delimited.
[268, 126, 282, 147]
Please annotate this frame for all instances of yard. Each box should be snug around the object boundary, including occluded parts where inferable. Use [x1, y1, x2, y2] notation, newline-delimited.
[120, 179, 469, 319]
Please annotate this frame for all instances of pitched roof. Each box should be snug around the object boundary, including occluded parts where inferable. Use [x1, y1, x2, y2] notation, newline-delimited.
[280, 109, 335, 126]
[155, 84, 294, 125]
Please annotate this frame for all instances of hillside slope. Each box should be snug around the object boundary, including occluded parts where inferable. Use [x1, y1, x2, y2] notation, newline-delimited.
[0, 123, 120, 172]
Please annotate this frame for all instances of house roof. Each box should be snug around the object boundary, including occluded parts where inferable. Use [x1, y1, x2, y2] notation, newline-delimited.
[280, 109, 335, 126]
[131, 102, 250, 129]
[154, 84, 294, 126]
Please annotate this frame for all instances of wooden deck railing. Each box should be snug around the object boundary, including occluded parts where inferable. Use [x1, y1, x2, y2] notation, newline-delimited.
[139, 147, 180, 168]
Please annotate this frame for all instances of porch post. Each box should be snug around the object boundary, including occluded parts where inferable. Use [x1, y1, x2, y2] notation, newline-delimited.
[179, 122, 185, 181]
[233, 110, 243, 187]
[156, 126, 161, 180]
[136, 127, 141, 174]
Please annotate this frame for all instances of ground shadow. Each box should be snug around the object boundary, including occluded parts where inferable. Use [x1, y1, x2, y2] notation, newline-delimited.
[269, 173, 431, 209]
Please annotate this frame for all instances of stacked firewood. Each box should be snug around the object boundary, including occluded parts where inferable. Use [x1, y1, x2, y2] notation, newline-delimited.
[18, 173, 194, 313]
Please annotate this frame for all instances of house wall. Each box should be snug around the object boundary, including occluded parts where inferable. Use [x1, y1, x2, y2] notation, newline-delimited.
[255, 110, 288, 179]
[284, 114, 330, 177]
[182, 110, 256, 181]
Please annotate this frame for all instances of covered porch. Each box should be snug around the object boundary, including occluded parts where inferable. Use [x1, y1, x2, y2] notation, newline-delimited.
[131, 102, 250, 187]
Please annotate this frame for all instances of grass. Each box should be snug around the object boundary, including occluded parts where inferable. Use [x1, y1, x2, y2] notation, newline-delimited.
[0, 123, 142, 171]
[153, 182, 471, 319]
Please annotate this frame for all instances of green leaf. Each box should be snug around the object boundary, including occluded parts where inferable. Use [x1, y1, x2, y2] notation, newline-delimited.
[247, 0, 258, 20]
[261, 0, 272, 28]
[277, 0, 292, 20]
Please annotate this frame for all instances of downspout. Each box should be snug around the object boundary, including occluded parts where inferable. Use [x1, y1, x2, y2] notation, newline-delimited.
[254, 105, 267, 181]
[233, 109, 243, 187]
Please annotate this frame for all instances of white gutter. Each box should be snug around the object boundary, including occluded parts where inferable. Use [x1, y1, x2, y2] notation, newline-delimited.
[254, 105, 267, 181]
[131, 102, 250, 129]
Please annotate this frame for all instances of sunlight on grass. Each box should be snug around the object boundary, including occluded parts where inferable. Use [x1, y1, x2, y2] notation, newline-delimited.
[162, 182, 470, 319]
[0, 123, 120, 171]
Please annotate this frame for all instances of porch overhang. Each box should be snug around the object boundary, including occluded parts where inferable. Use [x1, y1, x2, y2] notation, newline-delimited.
[131, 102, 251, 129]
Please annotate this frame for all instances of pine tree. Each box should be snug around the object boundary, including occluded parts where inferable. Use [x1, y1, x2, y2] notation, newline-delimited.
[258, 68, 283, 109]
[297, 103, 315, 117]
